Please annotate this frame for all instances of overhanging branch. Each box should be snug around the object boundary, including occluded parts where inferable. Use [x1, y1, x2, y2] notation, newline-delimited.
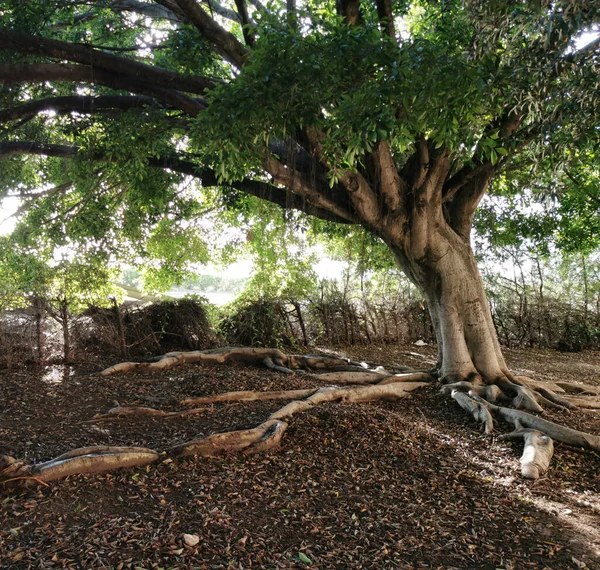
[0, 30, 217, 95]
[0, 95, 160, 123]
[0, 64, 205, 117]
[0, 141, 353, 225]
[163, 0, 248, 66]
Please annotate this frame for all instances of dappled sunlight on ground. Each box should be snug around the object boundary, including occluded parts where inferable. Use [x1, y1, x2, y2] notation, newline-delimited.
[1, 344, 599, 568]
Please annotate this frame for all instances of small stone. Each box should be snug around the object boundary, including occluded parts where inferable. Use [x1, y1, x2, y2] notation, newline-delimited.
[183, 533, 200, 547]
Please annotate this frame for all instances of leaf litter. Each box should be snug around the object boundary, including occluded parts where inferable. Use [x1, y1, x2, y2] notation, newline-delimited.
[1, 344, 599, 569]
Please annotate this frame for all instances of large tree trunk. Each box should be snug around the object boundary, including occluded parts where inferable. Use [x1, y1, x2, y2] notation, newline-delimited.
[392, 232, 508, 384]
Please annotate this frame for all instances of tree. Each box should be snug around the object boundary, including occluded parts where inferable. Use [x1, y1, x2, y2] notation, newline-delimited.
[0, 237, 121, 363]
[1, 1, 600, 485]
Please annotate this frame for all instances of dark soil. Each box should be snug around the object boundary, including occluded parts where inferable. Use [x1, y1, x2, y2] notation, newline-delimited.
[1, 344, 599, 569]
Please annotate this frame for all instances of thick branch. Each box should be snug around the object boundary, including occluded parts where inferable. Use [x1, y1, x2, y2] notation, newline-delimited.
[234, 0, 255, 45]
[0, 142, 353, 225]
[264, 156, 357, 224]
[375, 0, 395, 37]
[0, 95, 158, 123]
[110, 0, 185, 21]
[0, 31, 216, 95]
[446, 163, 494, 237]
[203, 0, 242, 23]
[0, 64, 205, 117]
[166, 0, 248, 66]
[374, 141, 405, 213]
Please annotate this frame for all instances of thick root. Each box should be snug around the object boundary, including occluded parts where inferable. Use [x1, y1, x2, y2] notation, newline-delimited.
[490, 402, 600, 452]
[180, 389, 318, 406]
[561, 396, 600, 409]
[499, 429, 554, 479]
[100, 347, 383, 376]
[517, 376, 566, 394]
[88, 406, 206, 421]
[1, 447, 159, 487]
[270, 382, 428, 420]
[168, 419, 288, 457]
[441, 381, 505, 404]
[554, 381, 600, 395]
[447, 389, 494, 433]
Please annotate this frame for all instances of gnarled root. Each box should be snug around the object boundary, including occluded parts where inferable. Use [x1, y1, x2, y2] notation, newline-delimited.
[168, 419, 288, 457]
[180, 388, 318, 406]
[446, 389, 494, 433]
[100, 347, 386, 376]
[1, 447, 159, 488]
[499, 428, 554, 479]
[445, 385, 600, 479]
[87, 406, 206, 422]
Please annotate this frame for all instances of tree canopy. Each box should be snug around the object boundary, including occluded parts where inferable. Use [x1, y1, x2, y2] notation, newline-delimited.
[0, 0, 597, 270]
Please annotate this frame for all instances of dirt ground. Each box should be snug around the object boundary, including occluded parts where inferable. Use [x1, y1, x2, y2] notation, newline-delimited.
[1, 343, 599, 569]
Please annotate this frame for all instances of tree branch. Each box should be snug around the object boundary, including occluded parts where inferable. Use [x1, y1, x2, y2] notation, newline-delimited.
[162, 0, 248, 66]
[110, 0, 185, 21]
[204, 0, 242, 23]
[373, 141, 405, 213]
[375, 0, 395, 38]
[233, 0, 255, 46]
[0, 64, 205, 117]
[0, 142, 354, 225]
[446, 163, 495, 238]
[336, 0, 362, 27]
[0, 30, 216, 95]
[0, 95, 160, 123]
[246, 0, 267, 13]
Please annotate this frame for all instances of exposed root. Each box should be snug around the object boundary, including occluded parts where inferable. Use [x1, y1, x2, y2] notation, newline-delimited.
[306, 371, 433, 385]
[1, 447, 159, 488]
[447, 389, 494, 433]
[180, 389, 318, 406]
[517, 376, 566, 394]
[442, 382, 505, 404]
[7, 346, 599, 489]
[499, 428, 554, 479]
[88, 406, 206, 422]
[168, 419, 288, 457]
[554, 381, 600, 396]
[270, 382, 428, 420]
[4, 346, 431, 489]
[100, 347, 380, 376]
[489, 401, 600, 452]
[561, 396, 600, 409]
[444, 374, 600, 479]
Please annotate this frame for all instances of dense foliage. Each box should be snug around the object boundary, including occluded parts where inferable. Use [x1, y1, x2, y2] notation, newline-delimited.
[0, 1, 598, 369]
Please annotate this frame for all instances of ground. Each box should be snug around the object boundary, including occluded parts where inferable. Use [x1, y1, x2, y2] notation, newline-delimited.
[1, 343, 599, 570]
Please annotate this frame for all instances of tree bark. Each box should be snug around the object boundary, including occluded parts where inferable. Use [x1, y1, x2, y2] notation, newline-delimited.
[393, 235, 509, 383]
[60, 299, 72, 364]
[386, 161, 509, 386]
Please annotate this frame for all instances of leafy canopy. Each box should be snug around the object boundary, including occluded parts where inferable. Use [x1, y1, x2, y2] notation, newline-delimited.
[0, 0, 598, 291]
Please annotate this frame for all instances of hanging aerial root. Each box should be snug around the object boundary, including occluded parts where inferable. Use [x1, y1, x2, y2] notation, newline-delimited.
[499, 428, 554, 479]
[0, 447, 159, 488]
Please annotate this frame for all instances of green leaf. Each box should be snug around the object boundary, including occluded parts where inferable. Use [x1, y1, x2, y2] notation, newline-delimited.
[298, 552, 312, 564]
